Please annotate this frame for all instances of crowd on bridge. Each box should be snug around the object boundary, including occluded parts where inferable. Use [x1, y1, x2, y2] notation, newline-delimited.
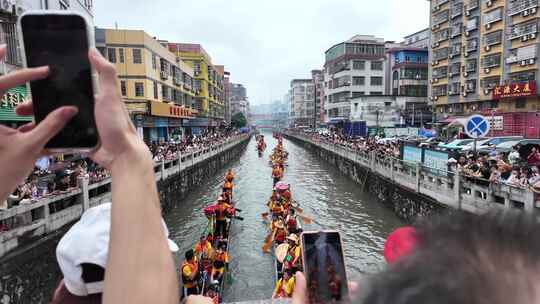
[290, 129, 540, 194]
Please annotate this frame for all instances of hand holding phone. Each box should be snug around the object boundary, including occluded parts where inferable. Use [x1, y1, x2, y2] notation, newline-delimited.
[301, 231, 349, 303]
[19, 11, 99, 152]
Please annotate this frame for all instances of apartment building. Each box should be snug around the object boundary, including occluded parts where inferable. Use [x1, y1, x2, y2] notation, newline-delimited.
[311, 69, 324, 126]
[96, 28, 195, 141]
[429, 0, 540, 137]
[290, 79, 314, 127]
[168, 43, 225, 129]
[323, 35, 386, 123]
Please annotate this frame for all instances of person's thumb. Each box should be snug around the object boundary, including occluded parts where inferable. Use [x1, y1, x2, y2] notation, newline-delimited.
[292, 271, 308, 304]
[26, 106, 78, 150]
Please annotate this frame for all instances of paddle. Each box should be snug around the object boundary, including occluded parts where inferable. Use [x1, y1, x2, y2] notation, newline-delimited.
[235, 208, 243, 212]
[262, 231, 274, 253]
[233, 216, 244, 221]
[297, 213, 313, 225]
[226, 267, 234, 285]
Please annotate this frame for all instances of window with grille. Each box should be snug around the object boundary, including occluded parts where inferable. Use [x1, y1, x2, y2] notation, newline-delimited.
[371, 61, 383, 70]
[152, 54, 157, 69]
[509, 70, 536, 82]
[466, 38, 478, 52]
[132, 49, 142, 64]
[481, 76, 500, 89]
[466, 17, 478, 31]
[153, 81, 158, 99]
[451, 2, 463, 17]
[107, 48, 116, 63]
[118, 48, 124, 63]
[433, 66, 448, 79]
[450, 23, 462, 37]
[483, 7, 502, 25]
[433, 84, 447, 96]
[448, 82, 461, 95]
[507, 45, 537, 64]
[433, 28, 450, 42]
[135, 82, 144, 97]
[120, 81, 126, 96]
[433, 47, 449, 60]
[483, 30, 502, 46]
[509, 0, 539, 16]
[353, 60, 365, 70]
[433, 10, 449, 25]
[510, 20, 538, 39]
[466, 59, 477, 72]
[370, 77, 383, 86]
[482, 53, 501, 68]
[352, 76, 365, 85]
[466, 79, 477, 92]
[450, 43, 461, 56]
[450, 62, 461, 76]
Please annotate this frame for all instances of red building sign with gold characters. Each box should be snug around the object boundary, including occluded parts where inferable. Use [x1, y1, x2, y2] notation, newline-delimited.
[150, 101, 192, 119]
[492, 81, 537, 99]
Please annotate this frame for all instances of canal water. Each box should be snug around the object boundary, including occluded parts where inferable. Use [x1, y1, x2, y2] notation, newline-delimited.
[164, 132, 403, 302]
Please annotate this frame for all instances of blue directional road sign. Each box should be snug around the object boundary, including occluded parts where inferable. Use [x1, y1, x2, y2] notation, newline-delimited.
[465, 114, 490, 138]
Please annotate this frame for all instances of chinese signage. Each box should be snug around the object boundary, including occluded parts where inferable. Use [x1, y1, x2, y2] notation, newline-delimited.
[1, 86, 27, 109]
[150, 101, 192, 119]
[424, 150, 449, 175]
[492, 81, 537, 99]
[402, 146, 423, 164]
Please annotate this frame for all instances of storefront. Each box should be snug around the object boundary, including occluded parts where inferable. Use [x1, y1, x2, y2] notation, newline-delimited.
[0, 86, 30, 127]
[149, 101, 192, 142]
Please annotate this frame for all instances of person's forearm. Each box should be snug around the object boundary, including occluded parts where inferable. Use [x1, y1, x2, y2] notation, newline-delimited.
[104, 144, 178, 304]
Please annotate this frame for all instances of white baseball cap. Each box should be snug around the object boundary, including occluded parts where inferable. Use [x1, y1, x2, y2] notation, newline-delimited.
[56, 203, 179, 296]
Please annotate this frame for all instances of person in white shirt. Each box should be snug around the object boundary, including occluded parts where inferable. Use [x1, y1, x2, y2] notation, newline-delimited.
[508, 146, 520, 166]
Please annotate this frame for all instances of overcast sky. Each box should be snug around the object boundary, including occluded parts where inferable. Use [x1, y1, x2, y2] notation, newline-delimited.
[94, 0, 429, 105]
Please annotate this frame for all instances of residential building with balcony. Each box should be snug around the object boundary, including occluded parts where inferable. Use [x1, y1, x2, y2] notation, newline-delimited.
[95, 28, 194, 142]
[429, 0, 540, 138]
[290, 79, 315, 127]
[168, 43, 225, 130]
[311, 69, 324, 126]
[323, 35, 386, 123]
[229, 83, 249, 122]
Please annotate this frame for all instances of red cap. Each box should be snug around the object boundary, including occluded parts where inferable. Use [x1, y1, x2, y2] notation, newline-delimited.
[383, 226, 417, 264]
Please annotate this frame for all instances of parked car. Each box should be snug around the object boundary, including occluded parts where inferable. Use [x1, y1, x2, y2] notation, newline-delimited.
[418, 137, 442, 148]
[460, 136, 523, 152]
[438, 139, 475, 151]
[479, 139, 540, 157]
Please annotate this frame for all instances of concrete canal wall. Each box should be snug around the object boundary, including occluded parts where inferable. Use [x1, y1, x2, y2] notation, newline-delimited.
[0, 135, 250, 303]
[285, 133, 538, 221]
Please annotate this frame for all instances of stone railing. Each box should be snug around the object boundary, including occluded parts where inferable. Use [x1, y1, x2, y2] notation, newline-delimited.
[287, 133, 538, 215]
[0, 134, 250, 258]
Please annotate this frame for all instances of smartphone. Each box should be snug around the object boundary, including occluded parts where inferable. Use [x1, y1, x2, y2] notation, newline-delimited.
[301, 231, 349, 303]
[18, 11, 99, 152]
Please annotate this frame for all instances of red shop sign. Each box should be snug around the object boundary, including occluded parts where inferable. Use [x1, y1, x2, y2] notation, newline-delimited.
[492, 81, 537, 99]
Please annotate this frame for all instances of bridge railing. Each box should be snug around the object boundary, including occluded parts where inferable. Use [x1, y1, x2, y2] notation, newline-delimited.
[287, 133, 537, 215]
[0, 134, 250, 258]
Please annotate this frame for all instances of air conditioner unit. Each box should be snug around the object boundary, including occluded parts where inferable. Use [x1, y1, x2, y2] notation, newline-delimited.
[434, 96, 439, 101]
[463, 91, 468, 97]
[530, 33, 537, 39]
[449, 53, 454, 58]
[434, 78, 439, 83]
[435, 42, 440, 47]
[485, 68, 491, 73]
[485, 45, 491, 51]
[530, 58, 535, 64]
[532, 7, 537, 14]
[486, 0, 492, 7]
[484, 89, 490, 95]
[464, 51, 469, 57]
[472, 105, 477, 110]
[464, 71, 469, 77]
[466, 10, 470, 16]
[15, 4, 24, 15]
[0, 0, 12, 12]
[485, 23, 491, 30]
[523, 10, 530, 17]
[522, 35, 529, 42]
[521, 60, 527, 66]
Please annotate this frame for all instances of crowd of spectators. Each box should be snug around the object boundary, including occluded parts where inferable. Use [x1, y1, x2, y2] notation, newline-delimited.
[292, 128, 540, 194]
[1, 129, 242, 214]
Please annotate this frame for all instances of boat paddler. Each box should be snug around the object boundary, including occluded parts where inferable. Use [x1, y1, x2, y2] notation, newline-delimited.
[214, 196, 233, 238]
[269, 197, 285, 218]
[211, 243, 229, 284]
[181, 249, 199, 297]
[194, 235, 213, 262]
[273, 219, 288, 245]
[272, 165, 283, 186]
[283, 234, 302, 273]
[272, 269, 295, 298]
[225, 169, 234, 183]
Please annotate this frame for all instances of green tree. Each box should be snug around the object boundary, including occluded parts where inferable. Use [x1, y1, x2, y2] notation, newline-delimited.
[231, 112, 247, 128]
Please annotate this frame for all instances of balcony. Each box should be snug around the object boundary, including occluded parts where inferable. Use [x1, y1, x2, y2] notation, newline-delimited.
[451, 3, 463, 18]
[509, 20, 538, 40]
[160, 70, 169, 80]
[450, 23, 462, 38]
[432, 0, 449, 12]
[466, 0, 479, 13]
[483, 7, 502, 30]
[509, 0, 538, 16]
[433, 47, 449, 63]
[483, 30, 502, 50]
[506, 44, 538, 65]
[432, 10, 449, 29]
[481, 53, 502, 72]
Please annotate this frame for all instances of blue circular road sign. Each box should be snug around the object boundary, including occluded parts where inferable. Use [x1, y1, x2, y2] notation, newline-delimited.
[465, 114, 490, 138]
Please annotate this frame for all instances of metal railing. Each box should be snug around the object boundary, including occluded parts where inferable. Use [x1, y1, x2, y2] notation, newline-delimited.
[0, 134, 250, 258]
[286, 133, 537, 216]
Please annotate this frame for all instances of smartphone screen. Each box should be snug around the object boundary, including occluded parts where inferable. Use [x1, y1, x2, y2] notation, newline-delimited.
[302, 231, 349, 303]
[21, 14, 98, 149]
